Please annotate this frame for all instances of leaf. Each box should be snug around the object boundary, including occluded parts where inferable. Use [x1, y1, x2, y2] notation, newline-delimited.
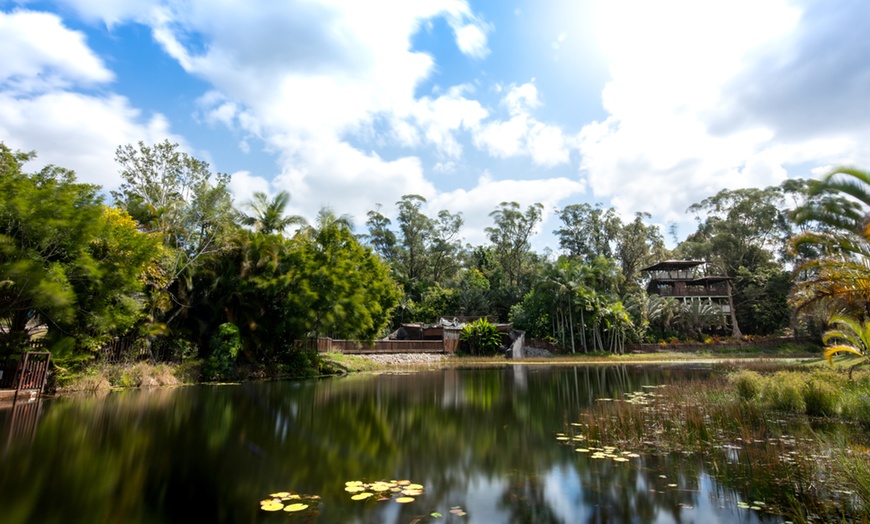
[824, 344, 864, 364]
[260, 502, 284, 512]
[351, 492, 373, 501]
[396, 497, 415, 503]
[284, 503, 309, 512]
[431, 512, 443, 518]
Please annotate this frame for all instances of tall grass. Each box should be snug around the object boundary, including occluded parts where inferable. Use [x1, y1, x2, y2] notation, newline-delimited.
[564, 367, 870, 521]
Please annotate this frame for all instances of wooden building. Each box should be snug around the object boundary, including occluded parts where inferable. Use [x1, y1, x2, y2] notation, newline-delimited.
[641, 260, 738, 334]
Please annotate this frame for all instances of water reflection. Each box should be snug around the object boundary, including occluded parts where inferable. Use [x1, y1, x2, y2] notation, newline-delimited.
[0, 365, 781, 523]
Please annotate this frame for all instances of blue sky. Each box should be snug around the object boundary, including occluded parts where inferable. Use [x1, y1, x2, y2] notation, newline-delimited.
[2, 0, 869, 250]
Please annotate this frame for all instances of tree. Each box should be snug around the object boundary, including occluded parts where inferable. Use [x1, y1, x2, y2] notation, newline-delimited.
[0, 144, 160, 355]
[113, 140, 236, 337]
[680, 185, 794, 336]
[113, 140, 235, 281]
[395, 195, 435, 298]
[486, 202, 543, 289]
[429, 209, 464, 285]
[362, 205, 398, 264]
[616, 212, 667, 293]
[790, 167, 870, 317]
[555, 203, 622, 262]
[240, 190, 306, 235]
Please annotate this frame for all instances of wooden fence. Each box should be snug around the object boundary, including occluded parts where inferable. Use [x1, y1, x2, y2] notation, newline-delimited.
[0, 351, 51, 398]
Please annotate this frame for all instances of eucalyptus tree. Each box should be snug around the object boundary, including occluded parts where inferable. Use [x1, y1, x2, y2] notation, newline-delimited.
[680, 184, 795, 336]
[616, 212, 667, 293]
[429, 209, 464, 285]
[485, 202, 544, 320]
[362, 205, 398, 264]
[240, 190, 306, 235]
[112, 140, 236, 334]
[394, 194, 435, 298]
[555, 203, 622, 262]
[486, 201, 543, 289]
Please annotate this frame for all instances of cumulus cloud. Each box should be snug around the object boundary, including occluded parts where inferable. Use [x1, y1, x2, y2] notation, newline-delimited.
[0, 92, 177, 189]
[576, 0, 870, 235]
[0, 9, 178, 189]
[0, 10, 113, 93]
[473, 82, 571, 167]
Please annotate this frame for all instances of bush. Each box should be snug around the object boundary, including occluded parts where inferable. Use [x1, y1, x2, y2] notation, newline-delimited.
[204, 323, 241, 381]
[460, 318, 502, 356]
[279, 348, 319, 378]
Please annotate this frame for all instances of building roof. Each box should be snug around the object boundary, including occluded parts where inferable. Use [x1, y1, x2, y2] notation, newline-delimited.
[640, 260, 706, 272]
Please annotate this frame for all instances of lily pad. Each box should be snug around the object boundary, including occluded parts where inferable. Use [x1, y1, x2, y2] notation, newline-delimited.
[396, 496, 415, 503]
[284, 503, 309, 512]
[270, 491, 291, 498]
[260, 502, 284, 512]
[351, 492, 374, 501]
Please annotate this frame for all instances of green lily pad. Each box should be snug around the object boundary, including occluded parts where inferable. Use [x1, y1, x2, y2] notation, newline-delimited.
[396, 496, 415, 503]
[284, 503, 309, 512]
[351, 492, 374, 501]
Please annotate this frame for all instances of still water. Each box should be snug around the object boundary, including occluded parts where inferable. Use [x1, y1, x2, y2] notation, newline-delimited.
[0, 365, 780, 523]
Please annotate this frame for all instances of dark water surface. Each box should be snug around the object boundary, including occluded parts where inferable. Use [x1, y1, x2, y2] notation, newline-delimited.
[0, 365, 782, 523]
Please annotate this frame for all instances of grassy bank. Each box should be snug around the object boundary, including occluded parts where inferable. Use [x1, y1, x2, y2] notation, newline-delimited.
[55, 351, 390, 392]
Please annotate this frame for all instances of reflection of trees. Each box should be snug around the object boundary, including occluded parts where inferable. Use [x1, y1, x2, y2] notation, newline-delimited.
[0, 365, 771, 524]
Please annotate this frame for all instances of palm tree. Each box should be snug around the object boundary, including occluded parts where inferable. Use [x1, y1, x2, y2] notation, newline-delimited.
[823, 315, 870, 378]
[240, 190, 307, 235]
[791, 167, 870, 316]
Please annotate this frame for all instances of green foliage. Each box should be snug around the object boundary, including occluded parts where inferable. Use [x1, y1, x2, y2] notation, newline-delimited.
[205, 323, 241, 381]
[240, 190, 306, 235]
[790, 167, 870, 316]
[0, 144, 160, 356]
[413, 283, 459, 323]
[460, 318, 502, 356]
[733, 266, 791, 335]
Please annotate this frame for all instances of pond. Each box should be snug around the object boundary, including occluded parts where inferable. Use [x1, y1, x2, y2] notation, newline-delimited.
[0, 365, 798, 523]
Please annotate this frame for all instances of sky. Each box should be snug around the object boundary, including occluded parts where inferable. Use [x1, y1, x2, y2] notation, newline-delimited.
[2, 0, 870, 251]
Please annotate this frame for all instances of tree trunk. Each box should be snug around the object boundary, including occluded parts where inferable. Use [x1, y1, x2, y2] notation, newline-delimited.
[727, 281, 742, 338]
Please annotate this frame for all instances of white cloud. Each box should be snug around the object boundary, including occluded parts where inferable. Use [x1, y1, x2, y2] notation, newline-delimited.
[473, 82, 571, 166]
[228, 170, 271, 209]
[0, 92, 177, 189]
[0, 10, 113, 93]
[452, 22, 490, 59]
[269, 138, 437, 227]
[576, 0, 870, 235]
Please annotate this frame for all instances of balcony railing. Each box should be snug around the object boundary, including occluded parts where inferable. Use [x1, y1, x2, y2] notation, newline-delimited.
[653, 286, 729, 297]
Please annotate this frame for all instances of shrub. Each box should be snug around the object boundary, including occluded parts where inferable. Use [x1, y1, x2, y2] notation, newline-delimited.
[204, 323, 241, 381]
[460, 318, 502, 356]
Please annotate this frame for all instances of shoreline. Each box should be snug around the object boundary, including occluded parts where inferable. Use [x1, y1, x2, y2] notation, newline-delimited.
[48, 350, 821, 395]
